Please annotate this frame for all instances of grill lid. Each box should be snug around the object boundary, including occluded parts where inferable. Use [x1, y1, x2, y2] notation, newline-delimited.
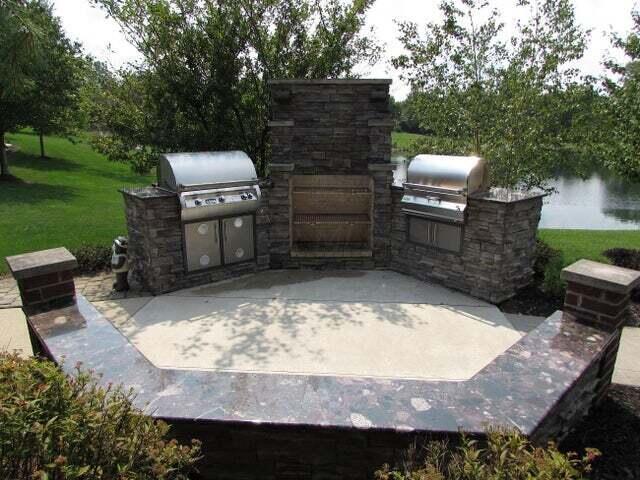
[401, 155, 489, 224]
[405, 155, 487, 195]
[158, 151, 258, 192]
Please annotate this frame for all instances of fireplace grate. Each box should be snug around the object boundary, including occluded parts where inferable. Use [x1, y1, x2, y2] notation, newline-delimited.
[293, 214, 370, 225]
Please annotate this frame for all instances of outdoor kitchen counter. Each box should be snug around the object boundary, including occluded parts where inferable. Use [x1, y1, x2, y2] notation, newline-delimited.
[28, 294, 609, 442]
[120, 186, 177, 199]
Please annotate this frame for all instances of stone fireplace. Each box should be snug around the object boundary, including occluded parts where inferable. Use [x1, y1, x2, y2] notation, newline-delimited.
[268, 79, 395, 269]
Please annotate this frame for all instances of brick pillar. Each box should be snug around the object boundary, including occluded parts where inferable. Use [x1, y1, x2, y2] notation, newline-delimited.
[561, 259, 640, 332]
[561, 259, 640, 402]
[6, 247, 78, 314]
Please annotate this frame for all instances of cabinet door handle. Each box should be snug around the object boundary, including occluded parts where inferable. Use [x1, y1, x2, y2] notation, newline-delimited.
[432, 223, 438, 244]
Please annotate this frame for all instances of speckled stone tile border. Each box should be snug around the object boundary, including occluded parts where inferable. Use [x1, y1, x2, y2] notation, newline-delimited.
[27, 295, 609, 438]
[0, 272, 150, 309]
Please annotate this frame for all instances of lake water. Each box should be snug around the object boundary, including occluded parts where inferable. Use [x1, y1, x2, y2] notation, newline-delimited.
[392, 156, 640, 230]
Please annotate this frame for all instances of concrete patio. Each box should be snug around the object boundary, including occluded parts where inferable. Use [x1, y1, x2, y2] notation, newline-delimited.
[93, 270, 524, 381]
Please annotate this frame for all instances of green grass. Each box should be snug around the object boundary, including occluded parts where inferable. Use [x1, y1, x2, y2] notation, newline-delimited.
[538, 229, 640, 266]
[0, 131, 152, 274]
[392, 131, 425, 154]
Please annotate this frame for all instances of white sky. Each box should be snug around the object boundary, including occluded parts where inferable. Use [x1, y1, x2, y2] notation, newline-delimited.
[53, 0, 639, 100]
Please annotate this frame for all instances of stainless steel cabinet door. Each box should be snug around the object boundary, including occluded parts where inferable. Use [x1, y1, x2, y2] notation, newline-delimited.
[222, 215, 255, 265]
[433, 221, 462, 252]
[184, 220, 221, 272]
[408, 216, 462, 252]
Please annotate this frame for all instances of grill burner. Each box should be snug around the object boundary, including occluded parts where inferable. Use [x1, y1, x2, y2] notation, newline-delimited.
[157, 151, 261, 272]
[401, 155, 488, 224]
[158, 151, 261, 222]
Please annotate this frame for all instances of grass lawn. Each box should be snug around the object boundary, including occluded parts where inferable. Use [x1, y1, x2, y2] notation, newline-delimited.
[0, 131, 152, 274]
[538, 229, 640, 266]
[391, 131, 425, 154]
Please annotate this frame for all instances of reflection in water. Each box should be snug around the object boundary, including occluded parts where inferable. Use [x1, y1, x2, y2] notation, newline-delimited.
[541, 173, 640, 230]
[391, 156, 640, 230]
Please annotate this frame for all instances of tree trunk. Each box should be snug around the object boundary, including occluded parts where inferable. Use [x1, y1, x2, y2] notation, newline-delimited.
[0, 132, 9, 177]
[39, 131, 45, 158]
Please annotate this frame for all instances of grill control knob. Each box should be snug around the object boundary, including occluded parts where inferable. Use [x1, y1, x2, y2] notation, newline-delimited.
[218, 196, 225, 203]
[241, 194, 247, 200]
[246, 193, 253, 199]
[194, 199, 202, 206]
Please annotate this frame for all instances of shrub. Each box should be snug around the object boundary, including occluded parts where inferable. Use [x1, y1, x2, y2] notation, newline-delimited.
[534, 239, 566, 297]
[70, 244, 112, 273]
[375, 428, 599, 480]
[603, 248, 640, 271]
[0, 354, 200, 479]
[604, 248, 640, 302]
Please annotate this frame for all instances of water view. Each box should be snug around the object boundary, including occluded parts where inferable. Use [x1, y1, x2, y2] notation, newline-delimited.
[392, 156, 640, 230]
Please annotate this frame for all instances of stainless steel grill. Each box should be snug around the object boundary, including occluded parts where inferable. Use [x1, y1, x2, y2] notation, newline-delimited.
[157, 151, 261, 272]
[158, 151, 261, 222]
[401, 155, 488, 224]
[401, 155, 488, 253]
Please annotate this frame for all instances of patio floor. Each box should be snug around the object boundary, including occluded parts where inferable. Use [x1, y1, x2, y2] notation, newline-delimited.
[94, 270, 524, 381]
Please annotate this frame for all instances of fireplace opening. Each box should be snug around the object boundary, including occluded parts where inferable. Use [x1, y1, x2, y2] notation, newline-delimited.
[290, 175, 374, 258]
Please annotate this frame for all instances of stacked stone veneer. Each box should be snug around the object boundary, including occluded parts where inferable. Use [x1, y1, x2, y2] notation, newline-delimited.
[268, 79, 395, 269]
[390, 188, 544, 303]
[121, 186, 270, 294]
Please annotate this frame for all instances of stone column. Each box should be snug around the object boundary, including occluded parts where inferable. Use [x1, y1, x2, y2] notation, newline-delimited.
[561, 259, 640, 402]
[6, 247, 78, 314]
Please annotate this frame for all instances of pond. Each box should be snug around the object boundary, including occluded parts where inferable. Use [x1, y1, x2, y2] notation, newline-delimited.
[392, 156, 640, 230]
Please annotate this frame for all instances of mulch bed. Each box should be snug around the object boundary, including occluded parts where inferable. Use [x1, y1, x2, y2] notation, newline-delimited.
[561, 384, 640, 480]
[499, 285, 639, 327]
[499, 284, 564, 317]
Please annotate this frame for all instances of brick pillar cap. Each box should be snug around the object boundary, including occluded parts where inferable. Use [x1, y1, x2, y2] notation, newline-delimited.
[6, 247, 78, 280]
[561, 259, 640, 294]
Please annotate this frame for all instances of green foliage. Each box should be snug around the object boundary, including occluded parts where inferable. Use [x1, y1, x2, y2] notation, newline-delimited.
[0, 131, 152, 274]
[392, 0, 590, 189]
[0, 0, 86, 172]
[0, 353, 201, 479]
[89, 0, 381, 175]
[26, 1, 86, 157]
[533, 238, 566, 297]
[538, 229, 640, 266]
[602, 9, 640, 181]
[375, 428, 599, 480]
[70, 244, 112, 273]
[541, 250, 566, 297]
[603, 248, 640, 271]
[391, 132, 426, 154]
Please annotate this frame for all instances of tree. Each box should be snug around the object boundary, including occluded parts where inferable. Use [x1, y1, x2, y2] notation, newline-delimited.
[90, 0, 381, 175]
[602, 8, 640, 181]
[27, 2, 85, 158]
[393, 0, 589, 188]
[0, 0, 39, 178]
[0, 0, 85, 174]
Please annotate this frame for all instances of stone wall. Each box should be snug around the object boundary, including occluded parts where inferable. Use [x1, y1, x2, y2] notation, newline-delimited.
[269, 79, 393, 172]
[170, 420, 421, 480]
[390, 188, 544, 303]
[121, 187, 270, 295]
[268, 79, 394, 269]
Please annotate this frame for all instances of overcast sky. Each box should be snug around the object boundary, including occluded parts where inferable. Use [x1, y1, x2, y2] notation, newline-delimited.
[53, 0, 639, 100]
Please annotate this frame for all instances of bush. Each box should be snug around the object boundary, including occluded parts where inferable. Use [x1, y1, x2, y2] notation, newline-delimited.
[0, 354, 200, 479]
[70, 244, 112, 274]
[375, 428, 599, 480]
[534, 239, 566, 298]
[603, 248, 640, 271]
[604, 248, 640, 302]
